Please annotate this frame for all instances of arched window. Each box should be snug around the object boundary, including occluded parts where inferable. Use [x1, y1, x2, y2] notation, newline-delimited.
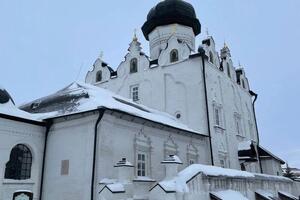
[96, 70, 102, 82]
[227, 63, 231, 78]
[170, 49, 179, 63]
[130, 58, 138, 73]
[209, 51, 214, 64]
[5, 144, 32, 180]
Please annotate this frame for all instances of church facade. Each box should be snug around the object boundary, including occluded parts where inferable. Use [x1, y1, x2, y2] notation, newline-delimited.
[1, 0, 299, 200]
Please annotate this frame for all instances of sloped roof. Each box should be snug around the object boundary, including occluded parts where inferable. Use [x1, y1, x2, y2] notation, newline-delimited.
[210, 190, 249, 200]
[20, 82, 201, 135]
[0, 86, 43, 123]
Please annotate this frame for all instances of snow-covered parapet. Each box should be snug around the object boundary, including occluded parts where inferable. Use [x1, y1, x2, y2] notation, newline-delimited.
[156, 163, 254, 193]
[114, 158, 134, 182]
[161, 155, 183, 180]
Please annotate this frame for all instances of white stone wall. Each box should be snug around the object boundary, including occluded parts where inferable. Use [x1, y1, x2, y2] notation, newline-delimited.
[95, 112, 210, 184]
[261, 158, 283, 176]
[0, 118, 45, 200]
[42, 112, 99, 200]
[87, 34, 260, 172]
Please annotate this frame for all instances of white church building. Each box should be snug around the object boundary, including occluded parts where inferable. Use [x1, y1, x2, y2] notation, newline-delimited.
[0, 0, 299, 200]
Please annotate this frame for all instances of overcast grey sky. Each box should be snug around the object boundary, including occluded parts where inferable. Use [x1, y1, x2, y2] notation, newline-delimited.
[0, 0, 299, 167]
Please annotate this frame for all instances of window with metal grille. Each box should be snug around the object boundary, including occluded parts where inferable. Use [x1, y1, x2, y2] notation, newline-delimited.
[137, 153, 146, 177]
[131, 86, 139, 102]
[5, 144, 32, 180]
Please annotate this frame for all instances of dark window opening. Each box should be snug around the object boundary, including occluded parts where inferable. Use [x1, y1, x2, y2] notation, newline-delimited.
[96, 71, 102, 82]
[170, 49, 179, 63]
[130, 58, 138, 73]
[209, 51, 214, 64]
[5, 144, 32, 180]
[241, 163, 246, 171]
[242, 79, 246, 89]
[227, 63, 231, 78]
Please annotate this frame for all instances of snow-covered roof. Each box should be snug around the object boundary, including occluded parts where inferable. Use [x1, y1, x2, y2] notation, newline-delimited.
[106, 183, 125, 193]
[238, 140, 252, 151]
[0, 87, 42, 122]
[255, 190, 274, 200]
[156, 164, 254, 192]
[210, 190, 249, 200]
[161, 155, 183, 164]
[258, 145, 285, 164]
[278, 191, 298, 200]
[114, 158, 134, 167]
[20, 82, 200, 134]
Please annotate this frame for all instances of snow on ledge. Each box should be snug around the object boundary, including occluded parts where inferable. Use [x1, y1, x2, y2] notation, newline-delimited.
[238, 140, 252, 151]
[157, 164, 254, 193]
[211, 190, 249, 200]
[106, 183, 125, 193]
[161, 155, 183, 164]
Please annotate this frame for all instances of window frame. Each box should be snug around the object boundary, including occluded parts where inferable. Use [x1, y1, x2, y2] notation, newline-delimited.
[170, 49, 179, 63]
[4, 144, 32, 180]
[134, 129, 152, 178]
[130, 58, 138, 74]
[234, 113, 243, 136]
[209, 51, 214, 64]
[136, 152, 147, 177]
[227, 63, 231, 78]
[213, 104, 223, 127]
[130, 85, 139, 102]
[96, 70, 102, 82]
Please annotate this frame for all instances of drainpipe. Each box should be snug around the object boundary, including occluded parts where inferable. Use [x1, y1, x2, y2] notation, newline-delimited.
[249, 90, 263, 173]
[39, 119, 53, 200]
[91, 108, 105, 200]
[198, 46, 214, 166]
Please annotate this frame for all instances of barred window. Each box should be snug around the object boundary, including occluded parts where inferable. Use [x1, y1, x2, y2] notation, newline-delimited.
[131, 86, 139, 102]
[5, 144, 32, 180]
[137, 153, 146, 177]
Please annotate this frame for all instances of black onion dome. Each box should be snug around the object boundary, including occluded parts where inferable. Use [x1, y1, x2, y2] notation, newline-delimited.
[0, 88, 15, 105]
[142, 0, 201, 40]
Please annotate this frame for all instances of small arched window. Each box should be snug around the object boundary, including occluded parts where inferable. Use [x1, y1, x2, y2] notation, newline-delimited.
[96, 71, 102, 82]
[227, 63, 231, 78]
[170, 49, 179, 63]
[130, 58, 138, 73]
[209, 51, 214, 64]
[5, 144, 32, 180]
